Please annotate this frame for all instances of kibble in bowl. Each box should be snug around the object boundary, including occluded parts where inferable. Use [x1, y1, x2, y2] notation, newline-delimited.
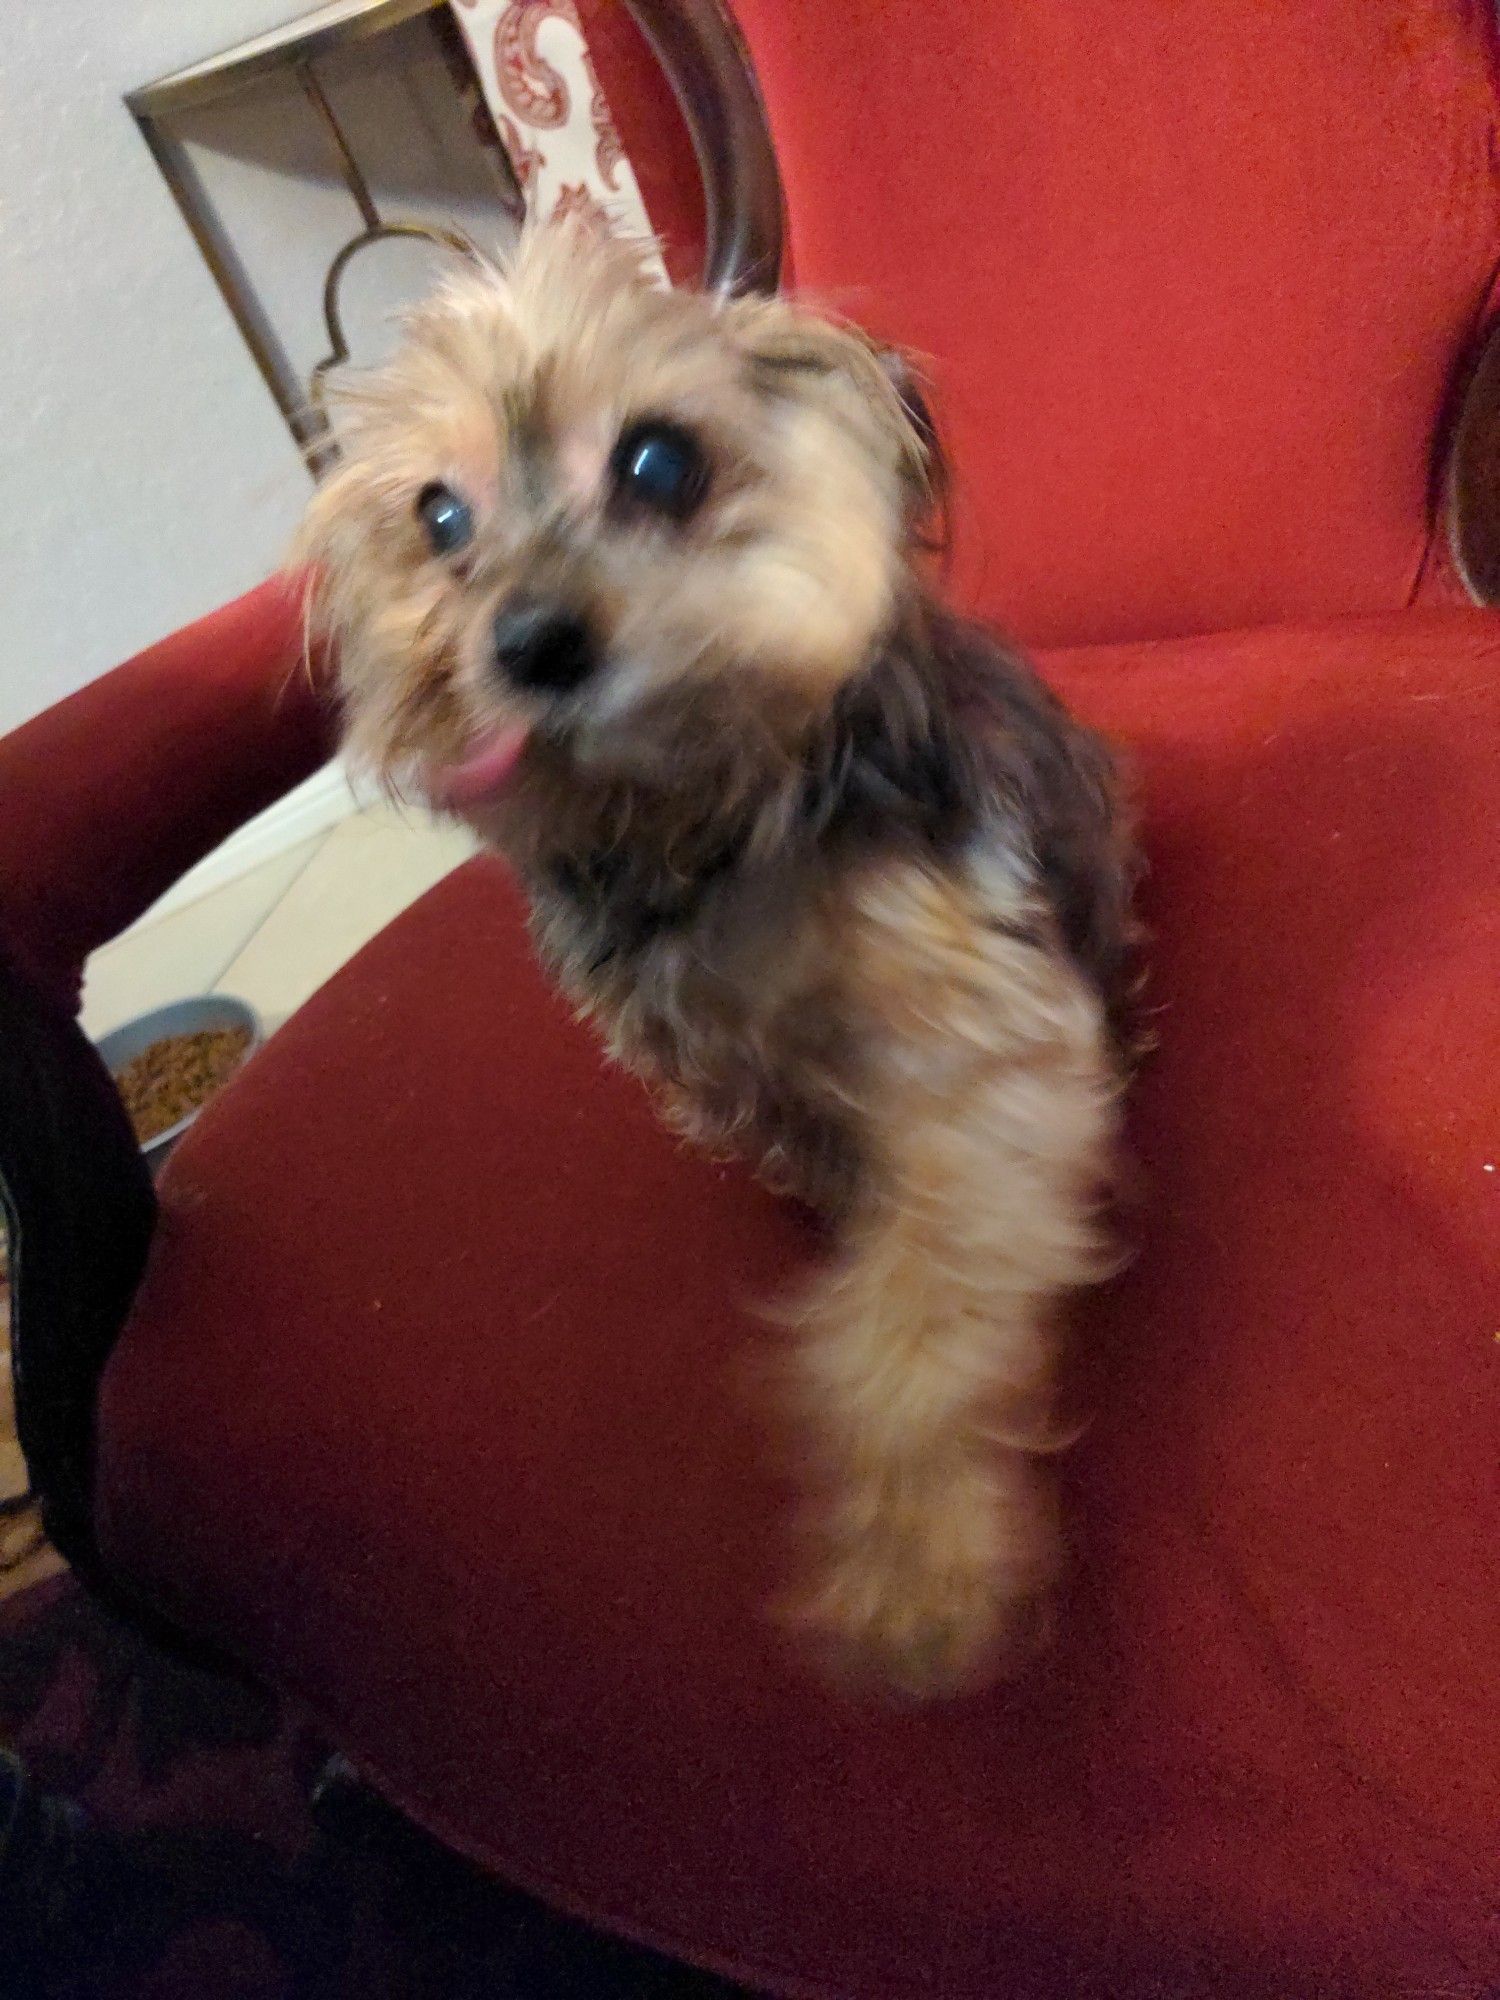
[95, 996, 261, 1169]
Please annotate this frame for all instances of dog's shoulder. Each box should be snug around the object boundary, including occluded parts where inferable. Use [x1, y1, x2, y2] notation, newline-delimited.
[800, 601, 988, 851]
[811, 598, 1140, 1041]
[951, 612, 1140, 1049]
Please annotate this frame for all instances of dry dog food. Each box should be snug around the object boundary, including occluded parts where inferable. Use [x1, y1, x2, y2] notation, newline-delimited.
[113, 1026, 252, 1145]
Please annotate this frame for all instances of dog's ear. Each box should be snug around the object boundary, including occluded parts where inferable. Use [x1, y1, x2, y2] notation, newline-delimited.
[736, 304, 946, 535]
[874, 346, 949, 552]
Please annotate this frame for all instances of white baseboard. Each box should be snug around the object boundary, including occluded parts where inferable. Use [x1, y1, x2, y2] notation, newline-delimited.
[130, 762, 368, 932]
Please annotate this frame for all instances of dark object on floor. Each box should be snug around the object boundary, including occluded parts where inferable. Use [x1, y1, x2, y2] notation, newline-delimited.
[1, 1745, 84, 1984]
[0, 1576, 746, 1999]
[1, 1747, 336, 2000]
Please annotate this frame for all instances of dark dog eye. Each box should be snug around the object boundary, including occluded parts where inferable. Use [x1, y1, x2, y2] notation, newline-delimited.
[609, 421, 710, 522]
[416, 482, 474, 557]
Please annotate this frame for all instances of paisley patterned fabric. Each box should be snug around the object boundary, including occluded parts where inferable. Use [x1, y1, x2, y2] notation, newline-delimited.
[448, 1, 668, 278]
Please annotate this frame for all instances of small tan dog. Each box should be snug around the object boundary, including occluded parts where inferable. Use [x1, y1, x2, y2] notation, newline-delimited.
[298, 220, 1138, 1699]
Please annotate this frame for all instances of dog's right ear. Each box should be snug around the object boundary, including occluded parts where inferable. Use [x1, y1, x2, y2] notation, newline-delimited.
[874, 347, 950, 552]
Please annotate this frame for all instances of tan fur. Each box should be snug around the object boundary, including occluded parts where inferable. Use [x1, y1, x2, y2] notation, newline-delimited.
[782, 856, 1119, 1695]
[296, 219, 1137, 1699]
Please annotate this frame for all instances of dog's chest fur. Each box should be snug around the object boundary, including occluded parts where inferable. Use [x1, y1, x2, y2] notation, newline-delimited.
[522, 828, 864, 1206]
[491, 601, 1137, 1210]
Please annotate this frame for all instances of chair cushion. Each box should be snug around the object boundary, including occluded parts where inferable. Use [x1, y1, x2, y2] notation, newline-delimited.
[96, 607, 1500, 1998]
[731, 0, 1500, 650]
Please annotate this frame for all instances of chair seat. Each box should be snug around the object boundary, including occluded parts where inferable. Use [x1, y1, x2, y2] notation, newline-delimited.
[95, 606, 1500, 1999]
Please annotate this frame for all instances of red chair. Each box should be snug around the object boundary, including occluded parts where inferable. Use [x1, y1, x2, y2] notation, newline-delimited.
[3, 4, 1496, 1993]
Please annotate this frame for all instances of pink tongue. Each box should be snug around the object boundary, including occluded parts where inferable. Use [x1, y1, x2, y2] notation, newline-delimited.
[426, 723, 530, 809]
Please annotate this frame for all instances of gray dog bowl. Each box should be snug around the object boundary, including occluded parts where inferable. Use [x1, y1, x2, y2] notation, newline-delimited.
[94, 994, 262, 1172]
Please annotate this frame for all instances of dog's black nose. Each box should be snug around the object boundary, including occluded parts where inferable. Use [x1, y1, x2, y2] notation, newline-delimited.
[492, 599, 597, 694]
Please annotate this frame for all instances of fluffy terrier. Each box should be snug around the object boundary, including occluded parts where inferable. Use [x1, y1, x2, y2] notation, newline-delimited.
[297, 221, 1138, 1700]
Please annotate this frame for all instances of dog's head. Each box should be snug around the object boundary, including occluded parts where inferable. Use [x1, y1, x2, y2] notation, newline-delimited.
[297, 219, 940, 809]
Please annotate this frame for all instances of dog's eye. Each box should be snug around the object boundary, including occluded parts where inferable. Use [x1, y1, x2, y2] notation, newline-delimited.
[416, 482, 475, 557]
[609, 421, 710, 523]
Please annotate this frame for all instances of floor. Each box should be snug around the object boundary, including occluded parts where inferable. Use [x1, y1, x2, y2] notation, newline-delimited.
[1, 1573, 739, 2000]
[80, 800, 477, 1042]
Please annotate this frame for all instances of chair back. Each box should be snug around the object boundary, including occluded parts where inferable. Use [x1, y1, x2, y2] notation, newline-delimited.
[722, 0, 1500, 643]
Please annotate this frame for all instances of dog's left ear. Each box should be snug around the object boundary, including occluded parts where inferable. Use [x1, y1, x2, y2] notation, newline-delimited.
[875, 346, 949, 548]
[737, 305, 946, 532]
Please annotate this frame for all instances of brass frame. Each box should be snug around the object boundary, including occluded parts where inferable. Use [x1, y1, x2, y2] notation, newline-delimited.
[129, 1, 452, 466]
[309, 219, 483, 412]
[128, 0, 440, 118]
[128, 0, 784, 472]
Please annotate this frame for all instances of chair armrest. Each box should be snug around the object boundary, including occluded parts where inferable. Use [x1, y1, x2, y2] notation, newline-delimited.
[0, 576, 338, 1012]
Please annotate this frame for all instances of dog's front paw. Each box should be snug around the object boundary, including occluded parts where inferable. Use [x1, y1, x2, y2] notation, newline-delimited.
[783, 1461, 1057, 1701]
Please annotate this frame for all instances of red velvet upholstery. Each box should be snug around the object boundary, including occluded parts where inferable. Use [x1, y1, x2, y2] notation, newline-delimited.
[0, 578, 334, 1012]
[96, 608, 1500, 1998]
[730, 0, 1500, 647]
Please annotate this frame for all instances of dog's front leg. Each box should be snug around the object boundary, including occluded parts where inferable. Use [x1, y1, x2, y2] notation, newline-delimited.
[783, 858, 1120, 1699]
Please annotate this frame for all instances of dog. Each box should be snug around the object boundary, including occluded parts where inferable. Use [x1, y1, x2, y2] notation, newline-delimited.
[296, 219, 1139, 1700]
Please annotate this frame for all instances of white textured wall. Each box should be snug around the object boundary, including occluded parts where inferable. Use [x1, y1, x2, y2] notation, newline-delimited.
[0, 2, 316, 735]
